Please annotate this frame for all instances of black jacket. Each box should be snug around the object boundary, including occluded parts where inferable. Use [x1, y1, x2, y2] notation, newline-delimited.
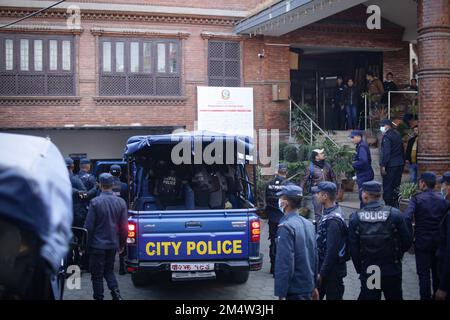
[84, 191, 128, 250]
[380, 129, 405, 168]
[69, 172, 88, 227]
[333, 84, 345, 106]
[404, 189, 449, 251]
[437, 206, 450, 292]
[349, 201, 412, 276]
[343, 86, 360, 106]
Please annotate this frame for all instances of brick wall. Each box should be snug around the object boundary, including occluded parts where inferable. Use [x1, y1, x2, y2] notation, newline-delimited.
[0, 2, 414, 137]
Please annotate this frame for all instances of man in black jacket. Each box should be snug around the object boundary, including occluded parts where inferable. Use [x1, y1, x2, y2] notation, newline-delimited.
[313, 182, 348, 300]
[436, 172, 450, 300]
[344, 78, 360, 130]
[332, 77, 346, 130]
[383, 72, 398, 104]
[379, 119, 405, 207]
[404, 172, 449, 300]
[265, 164, 288, 274]
[84, 173, 128, 300]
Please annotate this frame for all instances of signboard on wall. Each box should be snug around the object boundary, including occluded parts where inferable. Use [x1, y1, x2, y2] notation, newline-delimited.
[197, 86, 254, 138]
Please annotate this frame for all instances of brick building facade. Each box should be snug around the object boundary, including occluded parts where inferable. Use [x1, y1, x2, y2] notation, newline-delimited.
[0, 0, 447, 172]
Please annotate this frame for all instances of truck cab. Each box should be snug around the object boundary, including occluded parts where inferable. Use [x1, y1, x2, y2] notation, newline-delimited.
[123, 131, 263, 286]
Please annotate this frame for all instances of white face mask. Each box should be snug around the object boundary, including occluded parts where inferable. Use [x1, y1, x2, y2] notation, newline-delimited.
[278, 199, 286, 213]
[380, 126, 386, 134]
[441, 186, 448, 199]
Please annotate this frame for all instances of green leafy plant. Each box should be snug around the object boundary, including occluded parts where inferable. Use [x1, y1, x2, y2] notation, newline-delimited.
[284, 144, 299, 163]
[397, 182, 418, 201]
[321, 140, 355, 183]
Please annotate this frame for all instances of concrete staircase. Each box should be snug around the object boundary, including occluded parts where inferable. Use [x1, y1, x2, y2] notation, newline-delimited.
[330, 130, 382, 183]
[327, 130, 383, 209]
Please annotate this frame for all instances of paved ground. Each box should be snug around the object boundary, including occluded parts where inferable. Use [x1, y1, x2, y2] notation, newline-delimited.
[64, 211, 420, 300]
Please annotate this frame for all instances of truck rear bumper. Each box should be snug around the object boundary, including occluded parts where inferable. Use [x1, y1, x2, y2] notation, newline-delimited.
[126, 254, 263, 273]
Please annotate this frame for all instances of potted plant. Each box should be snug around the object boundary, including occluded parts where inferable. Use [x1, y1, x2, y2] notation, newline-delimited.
[397, 182, 418, 212]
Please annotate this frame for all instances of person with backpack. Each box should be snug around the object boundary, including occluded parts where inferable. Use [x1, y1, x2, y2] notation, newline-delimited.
[312, 182, 349, 300]
[300, 149, 336, 223]
[348, 181, 412, 300]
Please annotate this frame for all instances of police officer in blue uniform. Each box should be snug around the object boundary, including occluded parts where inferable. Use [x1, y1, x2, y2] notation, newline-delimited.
[78, 158, 97, 191]
[312, 182, 348, 300]
[274, 185, 319, 300]
[66, 157, 88, 227]
[379, 119, 405, 207]
[349, 130, 374, 208]
[348, 181, 412, 300]
[404, 172, 449, 300]
[436, 172, 450, 300]
[84, 173, 128, 300]
[110, 164, 129, 275]
[110, 164, 128, 203]
[265, 164, 288, 274]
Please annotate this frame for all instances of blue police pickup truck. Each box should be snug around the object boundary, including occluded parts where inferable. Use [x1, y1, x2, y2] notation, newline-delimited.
[123, 131, 263, 286]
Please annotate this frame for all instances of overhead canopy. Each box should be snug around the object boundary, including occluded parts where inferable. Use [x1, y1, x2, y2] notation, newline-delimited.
[234, 0, 367, 36]
[234, 0, 417, 42]
[0, 133, 73, 273]
[124, 130, 254, 158]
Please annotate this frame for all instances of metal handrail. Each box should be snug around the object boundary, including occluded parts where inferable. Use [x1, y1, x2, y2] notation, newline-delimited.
[387, 90, 418, 119]
[363, 90, 418, 129]
[289, 99, 339, 147]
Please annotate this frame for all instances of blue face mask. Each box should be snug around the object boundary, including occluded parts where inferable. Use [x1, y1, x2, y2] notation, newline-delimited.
[380, 126, 386, 134]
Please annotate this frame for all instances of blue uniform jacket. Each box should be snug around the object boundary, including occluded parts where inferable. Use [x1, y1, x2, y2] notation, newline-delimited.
[404, 189, 449, 251]
[274, 211, 317, 298]
[437, 206, 450, 292]
[317, 205, 348, 278]
[352, 140, 374, 185]
[78, 170, 97, 191]
[84, 191, 128, 251]
[380, 129, 405, 168]
[348, 200, 412, 276]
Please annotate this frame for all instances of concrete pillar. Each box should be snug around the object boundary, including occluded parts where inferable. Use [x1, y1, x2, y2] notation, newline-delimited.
[417, 0, 450, 175]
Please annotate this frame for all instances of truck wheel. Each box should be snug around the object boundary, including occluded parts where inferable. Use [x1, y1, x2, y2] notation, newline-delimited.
[131, 271, 151, 287]
[229, 270, 250, 284]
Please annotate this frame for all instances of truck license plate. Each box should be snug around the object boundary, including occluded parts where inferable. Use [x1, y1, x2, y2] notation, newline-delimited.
[170, 263, 214, 272]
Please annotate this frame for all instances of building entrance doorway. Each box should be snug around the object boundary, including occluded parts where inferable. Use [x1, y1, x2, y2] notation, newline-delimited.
[290, 49, 383, 130]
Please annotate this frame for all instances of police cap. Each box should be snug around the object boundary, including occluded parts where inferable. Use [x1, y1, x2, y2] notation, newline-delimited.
[110, 164, 122, 175]
[419, 171, 436, 184]
[99, 173, 114, 186]
[80, 158, 91, 165]
[361, 181, 382, 194]
[439, 172, 450, 184]
[348, 130, 363, 138]
[379, 119, 393, 127]
[277, 163, 287, 172]
[64, 157, 74, 166]
[311, 181, 337, 196]
[276, 184, 303, 198]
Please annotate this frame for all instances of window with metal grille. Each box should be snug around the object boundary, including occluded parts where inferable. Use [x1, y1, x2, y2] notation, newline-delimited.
[0, 35, 75, 96]
[99, 38, 181, 96]
[208, 41, 241, 87]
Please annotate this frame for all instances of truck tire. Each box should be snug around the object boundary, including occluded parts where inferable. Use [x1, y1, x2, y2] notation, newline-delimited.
[131, 271, 151, 287]
[229, 270, 250, 284]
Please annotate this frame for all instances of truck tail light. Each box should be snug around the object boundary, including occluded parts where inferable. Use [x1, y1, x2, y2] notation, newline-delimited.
[250, 220, 260, 243]
[127, 222, 137, 244]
